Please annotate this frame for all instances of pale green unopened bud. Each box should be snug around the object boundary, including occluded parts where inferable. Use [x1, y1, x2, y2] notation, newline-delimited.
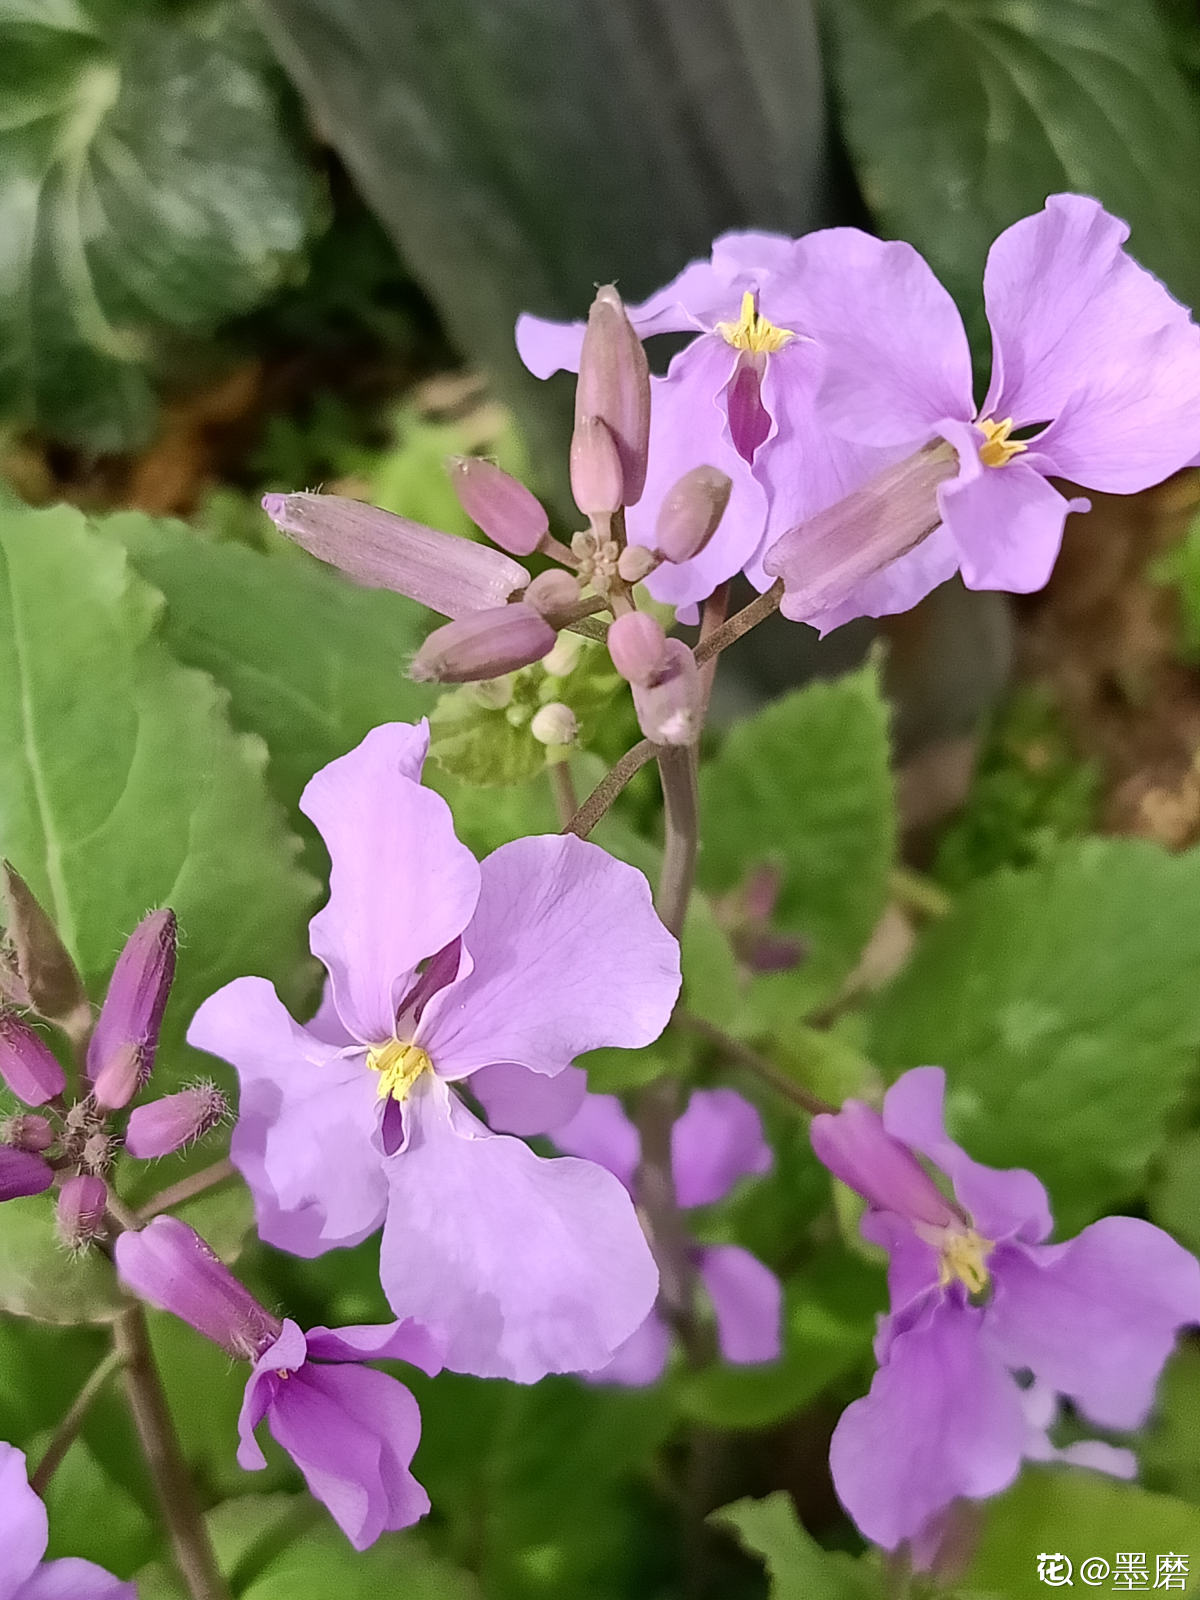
[530, 703, 579, 747]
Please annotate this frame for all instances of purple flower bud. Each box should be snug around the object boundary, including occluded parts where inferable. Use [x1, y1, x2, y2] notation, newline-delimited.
[447, 457, 548, 556]
[655, 466, 732, 564]
[617, 545, 659, 584]
[0, 1011, 65, 1105]
[575, 286, 651, 506]
[126, 1085, 229, 1159]
[1, 1112, 54, 1153]
[523, 569, 582, 626]
[411, 603, 557, 684]
[88, 910, 177, 1111]
[264, 493, 530, 621]
[630, 639, 702, 746]
[607, 612, 670, 687]
[2, 861, 89, 1034]
[570, 415, 625, 515]
[56, 1174, 108, 1250]
[115, 1216, 282, 1361]
[0, 1146, 54, 1201]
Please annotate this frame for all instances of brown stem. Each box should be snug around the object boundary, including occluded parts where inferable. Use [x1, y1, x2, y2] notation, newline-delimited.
[696, 581, 730, 721]
[548, 760, 579, 829]
[654, 745, 699, 941]
[562, 737, 657, 838]
[692, 579, 783, 667]
[139, 1158, 237, 1223]
[674, 1011, 836, 1117]
[114, 1306, 231, 1600]
[29, 1348, 122, 1496]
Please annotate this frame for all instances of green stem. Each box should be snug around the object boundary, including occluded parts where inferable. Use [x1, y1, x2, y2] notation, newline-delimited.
[139, 1158, 237, 1223]
[673, 1010, 836, 1117]
[29, 1348, 122, 1496]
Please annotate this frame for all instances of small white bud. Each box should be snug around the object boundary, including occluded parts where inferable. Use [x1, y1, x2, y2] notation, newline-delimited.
[530, 703, 578, 747]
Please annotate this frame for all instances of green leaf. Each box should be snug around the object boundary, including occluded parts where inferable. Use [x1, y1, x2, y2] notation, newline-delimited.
[1141, 1346, 1200, 1506]
[0, 1196, 123, 1323]
[871, 839, 1200, 1231]
[699, 661, 895, 1016]
[0, 0, 315, 449]
[712, 1492, 880, 1599]
[39, 1431, 156, 1578]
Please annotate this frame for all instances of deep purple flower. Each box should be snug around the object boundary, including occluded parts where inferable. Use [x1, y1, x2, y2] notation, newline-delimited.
[188, 720, 679, 1383]
[0, 1440, 134, 1598]
[88, 910, 177, 1111]
[517, 235, 889, 616]
[0, 1147, 53, 1203]
[116, 1217, 439, 1551]
[811, 1068, 1200, 1553]
[555, 1088, 781, 1383]
[765, 195, 1200, 630]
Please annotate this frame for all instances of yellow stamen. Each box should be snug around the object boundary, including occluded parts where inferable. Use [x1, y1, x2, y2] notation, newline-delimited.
[938, 1228, 994, 1296]
[977, 417, 1027, 469]
[366, 1039, 432, 1102]
[715, 290, 795, 355]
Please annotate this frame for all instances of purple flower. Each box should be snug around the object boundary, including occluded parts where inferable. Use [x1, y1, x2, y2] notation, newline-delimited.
[88, 910, 177, 1111]
[764, 195, 1200, 630]
[116, 1217, 439, 1551]
[188, 720, 679, 1383]
[811, 1068, 1200, 1553]
[0, 1440, 134, 1599]
[555, 1088, 781, 1383]
[517, 234, 889, 616]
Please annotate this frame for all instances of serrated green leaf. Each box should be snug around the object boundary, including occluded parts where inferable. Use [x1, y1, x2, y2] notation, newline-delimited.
[0, 0, 315, 449]
[871, 839, 1200, 1231]
[698, 662, 895, 1016]
[712, 1492, 880, 1599]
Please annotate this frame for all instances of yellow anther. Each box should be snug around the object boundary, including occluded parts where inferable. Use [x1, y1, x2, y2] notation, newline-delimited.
[366, 1039, 432, 1102]
[938, 1228, 994, 1296]
[715, 290, 795, 355]
[977, 417, 1027, 469]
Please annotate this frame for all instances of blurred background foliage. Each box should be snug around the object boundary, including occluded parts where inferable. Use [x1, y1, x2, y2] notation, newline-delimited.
[5, 0, 1200, 1595]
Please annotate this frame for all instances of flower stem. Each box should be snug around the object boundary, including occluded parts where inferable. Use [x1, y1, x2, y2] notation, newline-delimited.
[29, 1347, 122, 1496]
[692, 579, 783, 667]
[673, 1010, 836, 1117]
[114, 1305, 231, 1600]
[562, 737, 657, 838]
[654, 744, 699, 941]
[696, 581, 729, 720]
[139, 1158, 237, 1223]
[548, 759, 579, 829]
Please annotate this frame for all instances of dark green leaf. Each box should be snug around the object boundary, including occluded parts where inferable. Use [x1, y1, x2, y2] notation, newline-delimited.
[712, 1492, 880, 1599]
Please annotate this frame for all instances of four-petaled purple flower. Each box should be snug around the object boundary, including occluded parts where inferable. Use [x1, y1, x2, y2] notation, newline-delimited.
[555, 1088, 781, 1383]
[115, 1216, 440, 1551]
[811, 1068, 1200, 1553]
[0, 1440, 134, 1598]
[188, 720, 680, 1384]
[764, 194, 1200, 631]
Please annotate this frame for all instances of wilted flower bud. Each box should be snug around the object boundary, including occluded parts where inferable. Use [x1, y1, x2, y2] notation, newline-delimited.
[263, 493, 530, 620]
[524, 569, 582, 626]
[1, 1113, 53, 1153]
[126, 1085, 229, 1159]
[617, 545, 658, 584]
[89, 910, 177, 1111]
[570, 415, 624, 515]
[655, 466, 732, 564]
[575, 287, 651, 506]
[448, 457, 549, 556]
[607, 612, 670, 687]
[0, 1011, 66, 1106]
[630, 639, 702, 746]
[530, 703, 579, 748]
[0, 1146, 53, 1202]
[1, 862, 89, 1036]
[57, 1174, 108, 1251]
[411, 604, 557, 684]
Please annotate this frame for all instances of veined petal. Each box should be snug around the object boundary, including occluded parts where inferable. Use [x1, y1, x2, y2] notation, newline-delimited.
[671, 1088, 771, 1208]
[379, 1076, 659, 1382]
[699, 1245, 782, 1365]
[470, 1061, 588, 1136]
[300, 723, 481, 1044]
[0, 1444, 47, 1599]
[553, 1091, 641, 1191]
[420, 835, 679, 1080]
[804, 522, 961, 636]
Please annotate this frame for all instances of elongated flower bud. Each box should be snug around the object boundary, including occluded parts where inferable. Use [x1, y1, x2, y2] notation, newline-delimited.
[655, 466, 732, 564]
[575, 287, 651, 505]
[57, 1174, 108, 1251]
[607, 612, 670, 687]
[570, 415, 624, 515]
[1, 1113, 53, 1153]
[411, 604, 557, 684]
[630, 639, 702, 746]
[116, 1216, 282, 1361]
[126, 1086, 229, 1159]
[448, 457, 549, 556]
[0, 1146, 53, 1202]
[263, 493, 530, 620]
[1, 863, 89, 1034]
[0, 1011, 65, 1105]
[523, 569, 582, 626]
[89, 911, 177, 1111]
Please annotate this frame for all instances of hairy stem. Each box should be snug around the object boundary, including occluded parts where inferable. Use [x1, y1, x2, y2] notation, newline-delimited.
[562, 737, 657, 838]
[139, 1158, 237, 1223]
[692, 579, 783, 667]
[29, 1348, 122, 1496]
[548, 760, 579, 829]
[674, 1011, 836, 1117]
[696, 581, 729, 721]
[114, 1306, 231, 1600]
[654, 745, 699, 942]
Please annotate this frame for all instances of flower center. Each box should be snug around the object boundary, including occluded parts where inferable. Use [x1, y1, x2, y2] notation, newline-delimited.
[977, 417, 1027, 469]
[715, 290, 795, 355]
[937, 1227, 994, 1295]
[366, 1039, 432, 1102]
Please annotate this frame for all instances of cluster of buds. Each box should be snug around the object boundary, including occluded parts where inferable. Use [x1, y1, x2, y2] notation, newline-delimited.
[261, 286, 733, 750]
[0, 867, 226, 1251]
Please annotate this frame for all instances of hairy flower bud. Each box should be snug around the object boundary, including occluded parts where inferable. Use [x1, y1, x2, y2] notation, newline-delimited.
[411, 604, 557, 684]
[575, 287, 651, 505]
[1, 1113, 53, 1153]
[530, 703, 578, 748]
[126, 1085, 229, 1159]
[570, 415, 624, 515]
[630, 639, 702, 746]
[89, 910, 177, 1111]
[0, 1145, 54, 1202]
[655, 466, 732, 564]
[617, 545, 658, 584]
[1, 862, 89, 1036]
[0, 1011, 65, 1106]
[447, 457, 549, 556]
[57, 1174, 108, 1251]
[523, 569, 582, 626]
[607, 612, 670, 688]
[263, 493, 530, 620]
